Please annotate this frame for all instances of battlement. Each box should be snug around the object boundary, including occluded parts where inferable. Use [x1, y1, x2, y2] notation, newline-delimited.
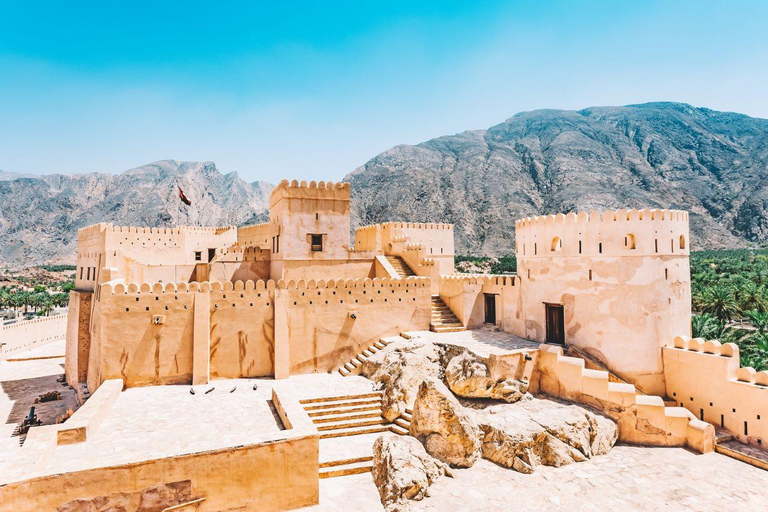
[100, 275, 430, 296]
[515, 209, 689, 258]
[269, 179, 350, 206]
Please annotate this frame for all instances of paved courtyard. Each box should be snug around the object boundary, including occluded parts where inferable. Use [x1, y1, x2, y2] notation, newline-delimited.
[308, 444, 768, 511]
[402, 327, 539, 358]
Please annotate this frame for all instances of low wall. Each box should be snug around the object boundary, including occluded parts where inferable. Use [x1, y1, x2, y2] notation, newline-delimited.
[0, 391, 319, 512]
[664, 336, 768, 447]
[0, 314, 68, 361]
[57, 379, 123, 445]
[439, 274, 522, 333]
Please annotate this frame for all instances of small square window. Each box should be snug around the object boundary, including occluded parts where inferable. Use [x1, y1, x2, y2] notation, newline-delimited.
[194, 251, 202, 261]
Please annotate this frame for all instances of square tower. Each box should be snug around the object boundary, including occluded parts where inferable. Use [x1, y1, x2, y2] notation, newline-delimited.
[268, 180, 352, 280]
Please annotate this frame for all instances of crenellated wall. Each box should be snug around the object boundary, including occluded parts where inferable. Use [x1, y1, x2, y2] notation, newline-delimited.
[515, 209, 691, 396]
[0, 314, 68, 360]
[439, 274, 522, 332]
[664, 336, 768, 447]
[74, 276, 431, 390]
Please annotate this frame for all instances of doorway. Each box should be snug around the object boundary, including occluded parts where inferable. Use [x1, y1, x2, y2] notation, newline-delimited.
[484, 294, 497, 324]
[545, 303, 565, 345]
[208, 248, 216, 262]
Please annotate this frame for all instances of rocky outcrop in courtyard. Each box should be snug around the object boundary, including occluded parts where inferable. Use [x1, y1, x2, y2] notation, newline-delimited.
[372, 434, 450, 511]
[409, 378, 483, 468]
[472, 399, 618, 474]
[445, 350, 529, 402]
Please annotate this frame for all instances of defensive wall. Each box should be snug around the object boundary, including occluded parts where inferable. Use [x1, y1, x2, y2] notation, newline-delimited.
[0, 314, 68, 360]
[72, 276, 431, 390]
[664, 336, 768, 447]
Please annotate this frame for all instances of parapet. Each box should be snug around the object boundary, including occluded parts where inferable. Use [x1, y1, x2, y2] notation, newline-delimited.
[269, 179, 350, 207]
[515, 209, 689, 258]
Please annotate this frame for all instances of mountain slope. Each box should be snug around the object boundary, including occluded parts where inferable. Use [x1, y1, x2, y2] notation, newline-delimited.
[0, 161, 273, 266]
[346, 102, 768, 254]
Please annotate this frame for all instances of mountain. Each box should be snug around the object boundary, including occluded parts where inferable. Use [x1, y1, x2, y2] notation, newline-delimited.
[0, 161, 273, 267]
[346, 102, 768, 255]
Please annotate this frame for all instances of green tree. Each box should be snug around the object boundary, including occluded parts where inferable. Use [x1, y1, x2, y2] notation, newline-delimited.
[699, 286, 740, 321]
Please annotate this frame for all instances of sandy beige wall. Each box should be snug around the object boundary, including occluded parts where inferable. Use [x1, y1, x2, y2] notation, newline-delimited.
[439, 275, 522, 332]
[0, 434, 319, 512]
[65, 291, 92, 386]
[285, 277, 432, 374]
[518, 255, 690, 395]
[664, 339, 768, 447]
[0, 314, 68, 360]
[280, 259, 375, 281]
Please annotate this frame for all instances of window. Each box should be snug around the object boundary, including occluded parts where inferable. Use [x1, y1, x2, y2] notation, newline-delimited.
[86, 267, 91, 280]
[551, 237, 562, 252]
[195, 251, 202, 261]
[625, 234, 636, 250]
[276, 234, 280, 253]
[679, 235, 686, 250]
[79, 267, 83, 280]
[311, 234, 323, 252]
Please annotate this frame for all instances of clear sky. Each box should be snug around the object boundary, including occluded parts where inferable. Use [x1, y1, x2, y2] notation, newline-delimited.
[1, 1, 767, 182]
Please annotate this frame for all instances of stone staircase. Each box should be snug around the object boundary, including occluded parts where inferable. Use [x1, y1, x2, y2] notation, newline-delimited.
[337, 337, 400, 377]
[385, 256, 416, 278]
[299, 392, 411, 478]
[430, 295, 465, 333]
[537, 344, 714, 453]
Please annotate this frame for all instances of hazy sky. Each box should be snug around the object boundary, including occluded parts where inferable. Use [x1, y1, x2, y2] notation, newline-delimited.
[1, 1, 767, 182]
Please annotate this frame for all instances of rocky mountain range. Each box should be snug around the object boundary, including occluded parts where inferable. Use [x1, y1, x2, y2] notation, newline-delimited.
[2, 102, 768, 266]
[0, 161, 273, 266]
[346, 102, 768, 255]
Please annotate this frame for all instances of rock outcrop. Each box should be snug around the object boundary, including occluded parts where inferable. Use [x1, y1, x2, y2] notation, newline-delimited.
[372, 433, 449, 511]
[445, 350, 529, 403]
[361, 339, 443, 421]
[409, 378, 482, 468]
[472, 398, 618, 473]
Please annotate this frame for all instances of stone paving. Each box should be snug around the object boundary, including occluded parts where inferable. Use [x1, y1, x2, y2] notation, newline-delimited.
[0, 340, 77, 458]
[402, 326, 539, 358]
[305, 444, 768, 511]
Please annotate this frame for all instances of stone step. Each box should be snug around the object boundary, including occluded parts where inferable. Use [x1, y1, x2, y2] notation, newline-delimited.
[401, 411, 412, 422]
[319, 459, 373, 479]
[300, 392, 383, 405]
[316, 417, 387, 431]
[319, 424, 391, 439]
[309, 404, 383, 418]
[312, 410, 384, 424]
[430, 325, 466, 333]
[304, 397, 382, 411]
[338, 367, 351, 377]
[389, 424, 409, 436]
[373, 341, 386, 350]
[394, 418, 410, 430]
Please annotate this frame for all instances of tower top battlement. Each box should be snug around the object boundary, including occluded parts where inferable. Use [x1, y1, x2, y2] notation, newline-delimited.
[269, 179, 350, 207]
[515, 208, 689, 258]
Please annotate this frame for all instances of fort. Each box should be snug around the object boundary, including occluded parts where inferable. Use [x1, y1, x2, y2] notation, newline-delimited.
[0, 179, 766, 511]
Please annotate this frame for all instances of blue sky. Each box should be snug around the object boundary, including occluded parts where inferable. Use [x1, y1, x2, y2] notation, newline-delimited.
[1, 1, 767, 182]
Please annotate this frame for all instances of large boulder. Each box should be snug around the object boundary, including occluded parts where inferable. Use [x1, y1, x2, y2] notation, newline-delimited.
[444, 350, 529, 403]
[372, 433, 449, 511]
[473, 398, 618, 473]
[362, 340, 443, 421]
[409, 378, 482, 468]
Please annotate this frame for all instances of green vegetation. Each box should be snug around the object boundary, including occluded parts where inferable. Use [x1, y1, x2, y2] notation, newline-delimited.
[455, 254, 516, 274]
[41, 264, 77, 272]
[691, 248, 768, 370]
[0, 286, 70, 316]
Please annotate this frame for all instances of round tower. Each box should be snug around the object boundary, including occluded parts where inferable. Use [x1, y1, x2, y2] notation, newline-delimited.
[515, 209, 691, 395]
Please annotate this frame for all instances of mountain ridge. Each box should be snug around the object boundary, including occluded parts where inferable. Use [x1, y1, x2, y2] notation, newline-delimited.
[3, 102, 768, 267]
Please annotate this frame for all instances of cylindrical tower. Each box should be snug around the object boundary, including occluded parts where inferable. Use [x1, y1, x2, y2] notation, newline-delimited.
[515, 209, 691, 395]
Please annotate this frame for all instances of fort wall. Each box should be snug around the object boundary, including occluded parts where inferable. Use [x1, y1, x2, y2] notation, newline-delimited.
[664, 337, 768, 447]
[82, 277, 430, 389]
[0, 314, 68, 360]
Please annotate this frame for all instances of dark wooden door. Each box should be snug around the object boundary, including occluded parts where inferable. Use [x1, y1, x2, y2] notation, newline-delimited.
[545, 304, 565, 345]
[484, 294, 496, 324]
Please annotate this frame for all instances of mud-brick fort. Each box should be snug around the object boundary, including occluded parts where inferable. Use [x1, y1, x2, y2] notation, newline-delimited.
[1, 179, 767, 511]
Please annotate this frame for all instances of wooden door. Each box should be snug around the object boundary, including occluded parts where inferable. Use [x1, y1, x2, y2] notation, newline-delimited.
[545, 304, 565, 345]
[484, 294, 496, 324]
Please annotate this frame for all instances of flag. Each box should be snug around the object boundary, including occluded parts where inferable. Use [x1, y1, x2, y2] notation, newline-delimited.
[178, 186, 192, 206]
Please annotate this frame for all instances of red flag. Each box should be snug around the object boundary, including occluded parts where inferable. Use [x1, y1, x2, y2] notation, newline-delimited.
[178, 186, 192, 206]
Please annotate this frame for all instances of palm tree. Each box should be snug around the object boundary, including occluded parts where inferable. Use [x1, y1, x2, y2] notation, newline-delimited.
[699, 285, 741, 321]
[737, 282, 768, 313]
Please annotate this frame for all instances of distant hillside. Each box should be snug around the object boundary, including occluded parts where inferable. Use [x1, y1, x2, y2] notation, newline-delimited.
[346, 102, 768, 255]
[4, 102, 768, 266]
[0, 161, 273, 267]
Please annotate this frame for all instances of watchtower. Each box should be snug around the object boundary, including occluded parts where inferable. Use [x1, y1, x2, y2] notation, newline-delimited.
[515, 209, 691, 395]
